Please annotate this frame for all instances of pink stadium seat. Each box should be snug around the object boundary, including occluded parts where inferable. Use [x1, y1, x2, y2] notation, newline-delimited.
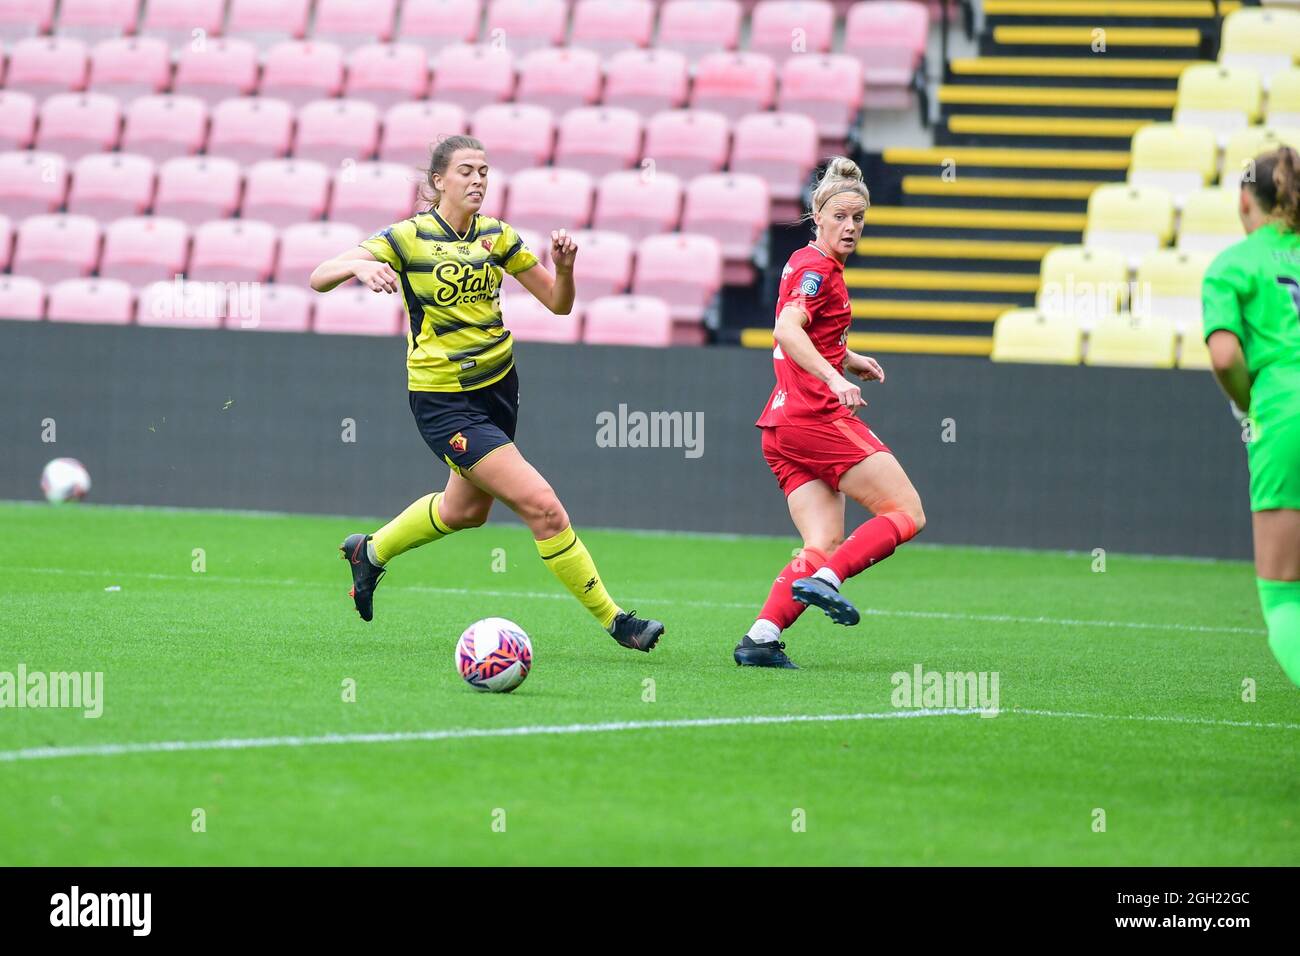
[505, 167, 593, 233]
[682, 172, 769, 274]
[570, 0, 653, 56]
[749, 0, 834, 65]
[0, 275, 45, 320]
[379, 101, 468, 166]
[345, 43, 429, 108]
[0, 0, 54, 44]
[136, 279, 224, 328]
[592, 169, 682, 240]
[478, 172, 507, 219]
[139, 0, 226, 47]
[89, 36, 171, 102]
[12, 214, 101, 284]
[6, 37, 90, 100]
[398, 0, 482, 54]
[602, 49, 688, 118]
[275, 220, 363, 287]
[632, 232, 722, 323]
[730, 111, 819, 208]
[173, 38, 259, 104]
[844, 0, 928, 94]
[189, 219, 278, 282]
[0, 214, 10, 270]
[570, 230, 634, 299]
[67, 152, 156, 220]
[208, 97, 294, 163]
[516, 47, 602, 113]
[154, 156, 242, 226]
[243, 159, 331, 227]
[430, 44, 515, 112]
[121, 94, 208, 161]
[226, 282, 313, 331]
[313, 0, 397, 51]
[778, 54, 863, 143]
[690, 52, 777, 121]
[226, 0, 310, 49]
[47, 278, 134, 324]
[294, 98, 380, 166]
[100, 216, 190, 286]
[0, 92, 37, 151]
[0, 150, 68, 218]
[554, 107, 642, 177]
[314, 285, 404, 335]
[328, 161, 417, 231]
[485, 0, 567, 55]
[643, 110, 730, 180]
[582, 294, 671, 347]
[656, 0, 742, 64]
[56, 0, 140, 42]
[35, 92, 123, 161]
[260, 41, 345, 106]
[470, 103, 555, 175]
[500, 293, 581, 343]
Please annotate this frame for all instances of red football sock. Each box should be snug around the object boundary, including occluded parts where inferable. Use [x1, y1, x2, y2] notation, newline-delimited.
[757, 547, 830, 630]
[826, 512, 917, 582]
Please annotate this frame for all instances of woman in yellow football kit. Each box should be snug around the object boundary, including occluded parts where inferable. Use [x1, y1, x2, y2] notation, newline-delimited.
[310, 136, 664, 652]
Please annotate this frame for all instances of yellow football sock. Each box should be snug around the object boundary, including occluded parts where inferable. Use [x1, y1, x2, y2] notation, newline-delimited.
[371, 492, 455, 565]
[535, 525, 621, 630]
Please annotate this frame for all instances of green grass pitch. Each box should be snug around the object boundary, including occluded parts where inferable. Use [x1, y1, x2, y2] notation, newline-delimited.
[2, 500, 1297, 866]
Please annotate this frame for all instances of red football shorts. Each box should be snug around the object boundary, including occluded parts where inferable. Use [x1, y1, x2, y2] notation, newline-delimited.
[761, 417, 892, 496]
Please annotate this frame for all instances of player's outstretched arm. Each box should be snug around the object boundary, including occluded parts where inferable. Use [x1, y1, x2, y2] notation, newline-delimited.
[310, 247, 399, 295]
[1207, 330, 1251, 414]
[513, 229, 577, 315]
[774, 305, 865, 408]
[845, 351, 885, 383]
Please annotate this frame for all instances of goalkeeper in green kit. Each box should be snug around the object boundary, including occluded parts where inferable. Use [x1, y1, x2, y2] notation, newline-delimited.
[1203, 146, 1300, 688]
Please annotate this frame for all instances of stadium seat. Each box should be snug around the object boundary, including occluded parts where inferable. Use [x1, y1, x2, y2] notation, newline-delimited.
[139, 0, 226, 47]
[313, 0, 397, 52]
[1221, 125, 1300, 188]
[12, 214, 101, 284]
[0, 92, 38, 151]
[189, 219, 278, 282]
[1219, 7, 1300, 88]
[569, 230, 634, 299]
[208, 97, 295, 164]
[99, 216, 190, 287]
[592, 169, 683, 240]
[294, 98, 381, 166]
[136, 279, 226, 328]
[479, 173, 508, 220]
[500, 292, 582, 342]
[505, 167, 593, 232]
[643, 110, 730, 180]
[56, 0, 139, 43]
[35, 93, 122, 161]
[570, 0, 654, 57]
[430, 44, 516, 112]
[1178, 328, 1213, 370]
[344, 43, 430, 108]
[516, 47, 603, 113]
[398, 0, 482, 54]
[120, 93, 206, 160]
[0, 150, 68, 218]
[88, 36, 172, 102]
[1174, 64, 1262, 140]
[843, 0, 928, 100]
[1036, 245, 1128, 326]
[173, 38, 259, 104]
[1267, 69, 1300, 127]
[1083, 184, 1175, 264]
[379, 101, 469, 167]
[0, 0, 54, 45]
[5, 36, 90, 100]
[0, 275, 45, 320]
[553, 107, 642, 177]
[470, 103, 556, 175]
[275, 221, 364, 287]
[1085, 313, 1177, 368]
[226, 0, 311, 49]
[1134, 249, 1212, 332]
[690, 52, 777, 122]
[313, 285, 405, 335]
[681, 173, 770, 277]
[47, 278, 134, 324]
[777, 54, 864, 144]
[1127, 123, 1218, 205]
[1177, 187, 1245, 257]
[729, 112, 819, 206]
[749, 1, 834, 65]
[154, 156, 243, 226]
[328, 161, 418, 231]
[485, 0, 567, 55]
[632, 232, 723, 324]
[0, 214, 10, 271]
[261, 42, 346, 106]
[601, 49, 689, 118]
[582, 294, 672, 347]
[67, 152, 155, 221]
[656, 0, 742, 64]
[243, 159, 332, 228]
[990, 309, 1083, 364]
[225, 282, 313, 331]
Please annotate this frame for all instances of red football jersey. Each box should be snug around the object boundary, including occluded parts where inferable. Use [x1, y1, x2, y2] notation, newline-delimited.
[756, 243, 853, 427]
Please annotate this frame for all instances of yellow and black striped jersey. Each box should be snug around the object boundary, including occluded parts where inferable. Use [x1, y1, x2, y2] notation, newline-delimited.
[361, 209, 539, 392]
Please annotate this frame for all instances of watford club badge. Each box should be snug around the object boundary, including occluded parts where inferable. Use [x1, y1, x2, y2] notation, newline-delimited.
[449, 432, 469, 454]
[481, 238, 493, 253]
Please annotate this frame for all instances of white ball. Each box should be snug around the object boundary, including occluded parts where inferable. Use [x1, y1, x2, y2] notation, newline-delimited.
[40, 458, 92, 504]
[455, 617, 533, 693]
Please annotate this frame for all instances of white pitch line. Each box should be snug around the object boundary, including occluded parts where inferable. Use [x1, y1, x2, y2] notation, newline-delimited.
[1007, 707, 1300, 731]
[14, 566, 1268, 636]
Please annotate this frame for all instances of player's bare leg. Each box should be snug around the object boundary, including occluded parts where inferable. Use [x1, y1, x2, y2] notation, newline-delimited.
[1253, 508, 1300, 685]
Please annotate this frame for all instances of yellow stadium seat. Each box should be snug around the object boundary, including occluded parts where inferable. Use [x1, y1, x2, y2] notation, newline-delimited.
[1134, 248, 1212, 331]
[1128, 122, 1219, 203]
[1178, 187, 1245, 256]
[1178, 328, 1213, 370]
[1083, 183, 1175, 265]
[1037, 244, 1129, 325]
[1220, 8, 1300, 87]
[1174, 63, 1263, 140]
[1266, 68, 1300, 127]
[1221, 124, 1300, 186]
[991, 308, 1082, 364]
[1085, 313, 1178, 368]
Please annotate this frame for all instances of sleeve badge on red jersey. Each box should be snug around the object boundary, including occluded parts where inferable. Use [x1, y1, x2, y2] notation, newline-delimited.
[799, 271, 823, 296]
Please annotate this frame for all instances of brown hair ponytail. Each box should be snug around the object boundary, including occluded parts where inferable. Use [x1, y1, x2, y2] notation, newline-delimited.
[1246, 146, 1300, 232]
[416, 134, 486, 211]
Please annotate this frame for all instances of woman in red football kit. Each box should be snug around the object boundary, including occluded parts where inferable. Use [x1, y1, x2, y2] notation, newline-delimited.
[735, 157, 926, 669]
